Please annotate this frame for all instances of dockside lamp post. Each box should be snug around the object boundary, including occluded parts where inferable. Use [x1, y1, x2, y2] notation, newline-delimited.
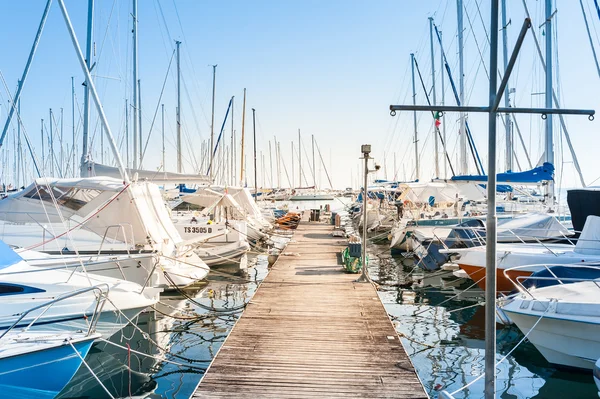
[357, 144, 379, 283]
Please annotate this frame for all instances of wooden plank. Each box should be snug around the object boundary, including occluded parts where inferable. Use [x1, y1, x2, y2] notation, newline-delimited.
[192, 218, 427, 398]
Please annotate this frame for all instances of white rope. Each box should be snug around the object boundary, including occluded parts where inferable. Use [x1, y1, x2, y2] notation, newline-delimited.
[446, 303, 552, 396]
[68, 339, 116, 399]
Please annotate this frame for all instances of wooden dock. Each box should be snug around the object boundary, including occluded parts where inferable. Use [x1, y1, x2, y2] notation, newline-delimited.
[193, 218, 427, 398]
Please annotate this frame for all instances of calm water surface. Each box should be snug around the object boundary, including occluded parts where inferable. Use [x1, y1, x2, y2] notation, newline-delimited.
[368, 245, 598, 399]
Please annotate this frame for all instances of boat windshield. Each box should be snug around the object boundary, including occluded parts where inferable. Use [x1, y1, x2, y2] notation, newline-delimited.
[23, 185, 102, 211]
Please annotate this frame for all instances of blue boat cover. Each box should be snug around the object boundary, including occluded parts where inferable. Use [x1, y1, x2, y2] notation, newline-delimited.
[451, 162, 554, 183]
[0, 240, 23, 270]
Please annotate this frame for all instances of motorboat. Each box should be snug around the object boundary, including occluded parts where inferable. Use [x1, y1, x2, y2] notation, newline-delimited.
[500, 264, 600, 369]
[0, 330, 100, 399]
[0, 177, 210, 289]
[0, 240, 159, 338]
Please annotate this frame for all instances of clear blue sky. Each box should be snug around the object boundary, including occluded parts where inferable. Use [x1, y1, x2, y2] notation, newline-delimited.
[1, 0, 599, 190]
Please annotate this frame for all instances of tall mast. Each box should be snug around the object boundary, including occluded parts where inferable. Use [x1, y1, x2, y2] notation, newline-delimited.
[49, 108, 54, 176]
[410, 53, 419, 180]
[17, 94, 21, 185]
[440, 29, 447, 178]
[132, 0, 138, 170]
[125, 99, 129, 169]
[501, 0, 513, 171]
[457, 0, 468, 175]
[545, 0, 554, 206]
[252, 108, 257, 200]
[291, 141, 295, 188]
[71, 77, 75, 176]
[176, 40, 182, 173]
[41, 119, 45, 174]
[429, 17, 439, 178]
[275, 136, 281, 189]
[239, 88, 246, 185]
[82, 0, 93, 173]
[209, 64, 217, 179]
[298, 129, 301, 186]
[161, 103, 165, 170]
[269, 140, 273, 188]
[311, 134, 316, 190]
[60, 107, 64, 175]
[138, 79, 142, 166]
[231, 96, 235, 185]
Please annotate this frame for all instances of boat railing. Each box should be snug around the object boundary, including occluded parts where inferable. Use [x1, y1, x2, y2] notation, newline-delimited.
[97, 223, 135, 257]
[503, 263, 600, 300]
[432, 225, 577, 253]
[0, 283, 110, 340]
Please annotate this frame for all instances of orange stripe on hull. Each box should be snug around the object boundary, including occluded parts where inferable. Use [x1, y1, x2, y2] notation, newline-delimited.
[459, 264, 533, 292]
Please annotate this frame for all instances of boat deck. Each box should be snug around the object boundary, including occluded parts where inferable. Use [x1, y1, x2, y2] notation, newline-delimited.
[193, 215, 427, 398]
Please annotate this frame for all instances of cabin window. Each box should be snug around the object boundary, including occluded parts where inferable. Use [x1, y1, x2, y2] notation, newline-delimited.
[0, 283, 44, 296]
[23, 185, 102, 211]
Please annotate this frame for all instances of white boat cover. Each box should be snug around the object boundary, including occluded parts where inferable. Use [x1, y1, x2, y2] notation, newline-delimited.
[82, 161, 212, 184]
[398, 182, 486, 204]
[574, 215, 600, 255]
[497, 212, 570, 240]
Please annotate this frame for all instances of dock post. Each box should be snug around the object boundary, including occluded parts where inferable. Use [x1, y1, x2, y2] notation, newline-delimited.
[357, 144, 371, 283]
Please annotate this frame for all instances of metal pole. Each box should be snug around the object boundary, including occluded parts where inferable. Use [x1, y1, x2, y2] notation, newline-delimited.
[82, 0, 93, 170]
[240, 88, 246, 185]
[17, 91, 21, 185]
[311, 134, 316, 190]
[276, 139, 281, 189]
[71, 77, 75, 176]
[501, 0, 513, 172]
[60, 107, 64, 175]
[252, 108, 257, 201]
[429, 17, 439, 178]
[209, 65, 217, 179]
[269, 140, 273, 188]
[231, 96, 235, 185]
[545, 0, 555, 206]
[162, 103, 165, 170]
[57, 0, 129, 183]
[132, 0, 138, 170]
[298, 129, 302, 186]
[176, 40, 182, 173]
[0, 0, 52, 147]
[357, 145, 371, 283]
[457, 0, 468, 174]
[49, 108, 54, 176]
[138, 79, 142, 167]
[100, 125, 104, 164]
[291, 142, 295, 188]
[410, 54, 419, 180]
[125, 99, 129, 169]
[485, 1, 499, 397]
[41, 119, 45, 174]
[440, 30, 448, 178]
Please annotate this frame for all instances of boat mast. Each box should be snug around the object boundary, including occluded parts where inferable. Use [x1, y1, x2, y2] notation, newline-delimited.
[17, 94, 21, 185]
[176, 40, 182, 173]
[311, 134, 316, 191]
[231, 96, 235, 185]
[82, 0, 93, 173]
[440, 30, 447, 178]
[0, 0, 52, 149]
[429, 17, 439, 178]
[125, 99, 128, 169]
[132, 0, 138, 170]
[252, 108, 257, 200]
[71, 77, 75, 176]
[269, 140, 273, 188]
[298, 129, 301, 186]
[138, 79, 142, 166]
[60, 107, 64, 175]
[291, 141, 295, 188]
[239, 88, 246, 185]
[545, 0, 555, 206]
[457, 0, 468, 175]
[501, 0, 513, 172]
[410, 53, 419, 180]
[41, 119, 44, 174]
[162, 103, 165, 170]
[49, 108, 54, 176]
[209, 64, 217, 179]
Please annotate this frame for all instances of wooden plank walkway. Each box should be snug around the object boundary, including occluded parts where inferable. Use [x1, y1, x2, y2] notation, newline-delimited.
[193, 217, 427, 398]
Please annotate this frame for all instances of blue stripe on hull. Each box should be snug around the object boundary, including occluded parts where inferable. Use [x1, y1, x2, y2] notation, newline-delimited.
[0, 339, 94, 396]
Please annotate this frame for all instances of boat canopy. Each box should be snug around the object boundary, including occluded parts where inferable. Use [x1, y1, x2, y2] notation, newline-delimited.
[450, 162, 554, 183]
[82, 161, 212, 184]
[574, 215, 600, 255]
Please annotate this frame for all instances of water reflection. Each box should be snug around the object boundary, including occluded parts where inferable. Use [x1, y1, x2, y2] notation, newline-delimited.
[57, 254, 269, 399]
[369, 244, 597, 399]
